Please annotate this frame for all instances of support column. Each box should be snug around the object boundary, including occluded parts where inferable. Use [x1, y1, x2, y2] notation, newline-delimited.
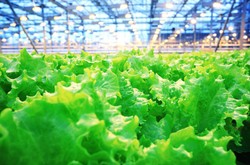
[66, 11, 70, 52]
[18, 26, 20, 49]
[0, 38, 2, 54]
[210, 7, 214, 50]
[42, 3, 46, 53]
[82, 20, 85, 51]
[48, 20, 52, 53]
[240, 0, 247, 49]
[184, 28, 186, 52]
[193, 24, 196, 51]
[5, 0, 38, 53]
[215, 0, 236, 52]
[193, 7, 197, 51]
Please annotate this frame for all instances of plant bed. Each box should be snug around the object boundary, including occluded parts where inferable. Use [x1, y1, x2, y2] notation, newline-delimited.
[0, 49, 250, 164]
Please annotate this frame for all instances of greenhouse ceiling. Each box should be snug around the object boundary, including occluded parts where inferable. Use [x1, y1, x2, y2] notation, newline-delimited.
[0, 0, 249, 47]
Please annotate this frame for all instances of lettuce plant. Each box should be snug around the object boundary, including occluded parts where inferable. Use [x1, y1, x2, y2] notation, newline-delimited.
[0, 49, 249, 164]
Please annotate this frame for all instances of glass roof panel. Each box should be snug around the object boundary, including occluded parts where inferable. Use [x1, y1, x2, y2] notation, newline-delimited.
[0, 0, 249, 51]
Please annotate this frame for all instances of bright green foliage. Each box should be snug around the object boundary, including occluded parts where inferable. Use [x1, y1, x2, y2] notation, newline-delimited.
[0, 49, 250, 164]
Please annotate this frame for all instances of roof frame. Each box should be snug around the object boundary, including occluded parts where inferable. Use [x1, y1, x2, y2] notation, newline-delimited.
[90, 0, 117, 19]
[148, 0, 159, 42]
[2, 0, 43, 18]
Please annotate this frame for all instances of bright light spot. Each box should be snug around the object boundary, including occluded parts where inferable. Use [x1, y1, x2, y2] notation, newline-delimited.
[165, 2, 174, 9]
[152, 35, 158, 41]
[40, 38, 46, 43]
[243, 35, 248, 39]
[109, 26, 116, 33]
[23, 39, 29, 44]
[232, 33, 237, 37]
[89, 14, 96, 20]
[20, 15, 28, 21]
[10, 22, 16, 27]
[228, 26, 234, 31]
[213, 2, 221, 9]
[213, 33, 217, 37]
[120, 4, 128, 9]
[14, 33, 19, 37]
[170, 36, 175, 40]
[28, 27, 34, 31]
[155, 28, 160, 34]
[125, 13, 131, 19]
[207, 35, 211, 39]
[131, 24, 136, 29]
[225, 36, 229, 40]
[158, 24, 162, 28]
[219, 30, 223, 34]
[32, 6, 41, 12]
[79, 26, 84, 30]
[129, 20, 134, 24]
[185, 24, 189, 28]
[176, 30, 181, 34]
[160, 19, 166, 24]
[162, 12, 169, 18]
[52, 32, 57, 36]
[68, 21, 74, 26]
[3, 28, 8, 31]
[76, 5, 84, 11]
[65, 30, 69, 34]
[2, 38, 7, 42]
[54, 16, 61, 20]
[0, 31, 3, 34]
[40, 22, 46, 27]
[98, 21, 104, 26]
[190, 18, 197, 24]
[200, 12, 206, 17]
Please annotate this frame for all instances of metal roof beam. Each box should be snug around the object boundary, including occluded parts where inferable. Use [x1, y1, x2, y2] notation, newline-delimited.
[49, 0, 83, 20]
[220, 0, 250, 17]
[183, 0, 204, 18]
[90, 0, 117, 19]
[4, 0, 38, 53]
[1, 18, 241, 27]
[1, 0, 57, 21]
[0, 11, 15, 21]
[1, 0, 43, 18]
[3, 28, 233, 34]
[148, 0, 159, 43]
[150, 0, 158, 18]
[149, 0, 188, 42]
[168, 0, 189, 27]
[124, 0, 137, 35]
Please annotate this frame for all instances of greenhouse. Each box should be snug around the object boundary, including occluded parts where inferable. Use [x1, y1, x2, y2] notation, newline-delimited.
[0, 0, 250, 165]
[0, 0, 249, 53]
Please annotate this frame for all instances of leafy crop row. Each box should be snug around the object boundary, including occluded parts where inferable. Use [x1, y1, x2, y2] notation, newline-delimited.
[0, 49, 250, 164]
